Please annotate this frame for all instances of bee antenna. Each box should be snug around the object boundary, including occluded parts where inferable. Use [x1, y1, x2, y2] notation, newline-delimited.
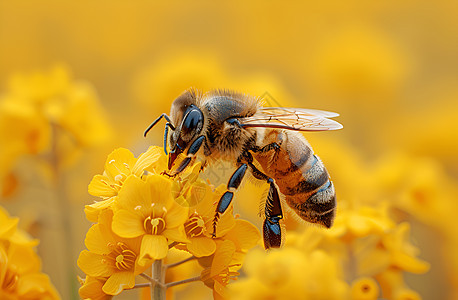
[144, 113, 175, 137]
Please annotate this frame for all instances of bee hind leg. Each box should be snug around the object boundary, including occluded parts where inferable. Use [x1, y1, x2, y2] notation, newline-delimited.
[252, 142, 280, 153]
[212, 163, 248, 237]
[248, 162, 283, 249]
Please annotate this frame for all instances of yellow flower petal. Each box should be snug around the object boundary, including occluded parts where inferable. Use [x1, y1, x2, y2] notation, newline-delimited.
[85, 224, 110, 254]
[77, 251, 112, 277]
[16, 273, 60, 300]
[84, 197, 116, 223]
[147, 175, 173, 209]
[392, 252, 430, 274]
[116, 175, 151, 212]
[0, 207, 19, 239]
[139, 235, 168, 263]
[351, 277, 379, 300]
[8, 244, 41, 274]
[164, 203, 188, 229]
[132, 146, 162, 176]
[393, 288, 421, 300]
[187, 237, 216, 257]
[112, 209, 145, 238]
[162, 227, 189, 243]
[224, 219, 261, 251]
[79, 276, 108, 300]
[88, 174, 118, 198]
[211, 240, 236, 277]
[104, 148, 136, 180]
[102, 271, 135, 295]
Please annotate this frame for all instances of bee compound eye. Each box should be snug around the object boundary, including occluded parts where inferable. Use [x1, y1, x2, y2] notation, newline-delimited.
[182, 109, 203, 134]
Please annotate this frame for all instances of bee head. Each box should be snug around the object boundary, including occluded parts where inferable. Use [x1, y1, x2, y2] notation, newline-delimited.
[168, 91, 204, 169]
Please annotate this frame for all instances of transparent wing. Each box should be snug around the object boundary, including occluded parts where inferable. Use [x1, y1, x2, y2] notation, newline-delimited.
[240, 107, 343, 131]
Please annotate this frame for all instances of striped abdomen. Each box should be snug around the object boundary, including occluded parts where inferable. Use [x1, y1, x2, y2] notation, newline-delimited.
[253, 130, 336, 228]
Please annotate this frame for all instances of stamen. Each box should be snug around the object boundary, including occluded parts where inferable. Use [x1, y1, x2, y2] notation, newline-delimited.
[185, 214, 206, 237]
[106, 242, 137, 271]
[144, 216, 166, 235]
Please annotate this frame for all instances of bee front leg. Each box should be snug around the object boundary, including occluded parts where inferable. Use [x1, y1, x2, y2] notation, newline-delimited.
[171, 135, 206, 175]
[212, 163, 248, 237]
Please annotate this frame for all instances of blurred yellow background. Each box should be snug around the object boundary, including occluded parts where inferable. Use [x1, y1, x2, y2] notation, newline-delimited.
[1, 1, 457, 299]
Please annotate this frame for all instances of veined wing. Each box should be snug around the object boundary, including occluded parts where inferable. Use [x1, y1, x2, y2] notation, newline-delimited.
[240, 107, 343, 131]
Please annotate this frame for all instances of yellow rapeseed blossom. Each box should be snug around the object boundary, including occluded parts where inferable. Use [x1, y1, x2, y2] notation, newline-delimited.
[80, 146, 261, 299]
[77, 210, 147, 295]
[85, 146, 162, 222]
[0, 65, 113, 200]
[88, 147, 162, 199]
[179, 183, 236, 257]
[231, 217, 428, 300]
[0, 206, 59, 299]
[2, 65, 112, 148]
[78, 276, 112, 300]
[230, 248, 349, 300]
[112, 175, 189, 263]
[351, 277, 380, 300]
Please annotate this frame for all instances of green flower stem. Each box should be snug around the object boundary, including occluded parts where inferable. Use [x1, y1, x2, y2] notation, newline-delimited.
[132, 283, 151, 289]
[165, 276, 202, 288]
[152, 260, 166, 300]
[51, 124, 77, 299]
[164, 255, 196, 269]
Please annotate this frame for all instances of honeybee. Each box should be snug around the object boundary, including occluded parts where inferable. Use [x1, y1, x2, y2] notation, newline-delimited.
[144, 89, 342, 249]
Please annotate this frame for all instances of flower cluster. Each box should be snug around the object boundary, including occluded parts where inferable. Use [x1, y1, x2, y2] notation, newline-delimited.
[0, 65, 112, 197]
[78, 147, 260, 299]
[0, 205, 59, 299]
[230, 202, 429, 300]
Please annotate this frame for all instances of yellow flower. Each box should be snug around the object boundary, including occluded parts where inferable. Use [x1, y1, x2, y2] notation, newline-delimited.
[77, 209, 146, 295]
[171, 161, 208, 207]
[230, 248, 349, 300]
[0, 65, 113, 178]
[88, 147, 162, 198]
[0, 207, 19, 240]
[351, 277, 379, 300]
[78, 276, 112, 300]
[111, 175, 189, 264]
[85, 146, 162, 222]
[3, 65, 112, 148]
[375, 269, 420, 300]
[381, 223, 430, 274]
[178, 183, 236, 257]
[372, 154, 453, 228]
[328, 203, 395, 241]
[0, 100, 51, 191]
[0, 207, 59, 300]
[195, 218, 259, 299]
[200, 240, 239, 300]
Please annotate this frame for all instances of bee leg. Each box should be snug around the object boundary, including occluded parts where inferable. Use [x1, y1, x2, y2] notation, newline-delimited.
[163, 122, 174, 155]
[172, 135, 206, 174]
[247, 162, 283, 249]
[261, 142, 280, 153]
[252, 142, 280, 153]
[263, 180, 283, 249]
[212, 163, 248, 237]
